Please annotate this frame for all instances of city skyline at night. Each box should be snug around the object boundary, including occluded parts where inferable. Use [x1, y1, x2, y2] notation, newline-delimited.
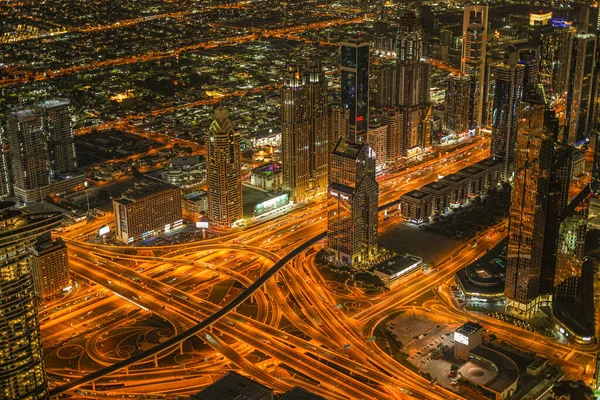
[3, 1, 600, 399]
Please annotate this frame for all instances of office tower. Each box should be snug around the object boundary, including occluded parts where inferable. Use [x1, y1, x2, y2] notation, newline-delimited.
[328, 104, 348, 153]
[444, 72, 471, 137]
[554, 188, 589, 299]
[281, 62, 328, 203]
[367, 119, 387, 171]
[376, 59, 396, 109]
[516, 44, 540, 89]
[461, 5, 488, 131]
[482, 52, 503, 128]
[382, 108, 402, 162]
[113, 177, 183, 242]
[6, 109, 51, 197]
[0, 127, 11, 197]
[207, 106, 242, 226]
[0, 203, 63, 400]
[327, 138, 378, 265]
[490, 49, 525, 180]
[341, 37, 370, 143]
[36, 100, 77, 177]
[528, 11, 553, 41]
[395, 9, 431, 154]
[540, 144, 572, 295]
[31, 233, 69, 300]
[505, 85, 554, 318]
[551, 19, 577, 98]
[565, 32, 596, 146]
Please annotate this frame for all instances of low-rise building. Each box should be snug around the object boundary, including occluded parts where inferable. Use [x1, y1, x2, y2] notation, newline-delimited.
[160, 156, 205, 192]
[440, 173, 471, 205]
[400, 190, 432, 223]
[251, 162, 282, 191]
[476, 158, 504, 190]
[113, 177, 182, 243]
[420, 181, 451, 214]
[372, 254, 422, 288]
[182, 191, 208, 217]
[457, 165, 487, 195]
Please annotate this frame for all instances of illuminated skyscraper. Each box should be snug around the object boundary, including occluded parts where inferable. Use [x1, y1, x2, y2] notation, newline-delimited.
[0, 202, 63, 400]
[565, 32, 596, 146]
[281, 62, 328, 202]
[395, 9, 431, 155]
[461, 5, 488, 131]
[0, 127, 11, 197]
[5, 110, 51, 197]
[327, 138, 378, 265]
[490, 49, 525, 180]
[328, 104, 348, 153]
[207, 106, 243, 226]
[31, 233, 70, 300]
[36, 100, 78, 178]
[341, 37, 370, 143]
[505, 85, 554, 318]
[444, 72, 471, 137]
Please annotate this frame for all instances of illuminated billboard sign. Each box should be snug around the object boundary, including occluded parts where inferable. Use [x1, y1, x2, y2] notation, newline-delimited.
[454, 331, 469, 346]
[254, 194, 289, 216]
[98, 225, 110, 236]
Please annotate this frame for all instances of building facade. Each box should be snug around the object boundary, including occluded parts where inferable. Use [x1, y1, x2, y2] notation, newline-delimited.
[31, 234, 70, 301]
[461, 5, 489, 131]
[207, 106, 243, 226]
[341, 37, 370, 143]
[327, 138, 378, 265]
[0, 204, 63, 400]
[445, 72, 471, 137]
[505, 87, 554, 318]
[113, 178, 183, 243]
[281, 62, 328, 203]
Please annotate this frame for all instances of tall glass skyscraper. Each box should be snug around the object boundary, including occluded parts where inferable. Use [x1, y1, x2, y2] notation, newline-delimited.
[341, 37, 370, 143]
[0, 202, 63, 399]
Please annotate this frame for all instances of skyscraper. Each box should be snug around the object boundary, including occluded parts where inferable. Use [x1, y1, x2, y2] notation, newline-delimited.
[341, 37, 370, 143]
[505, 85, 554, 318]
[490, 48, 525, 180]
[281, 62, 328, 203]
[461, 5, 488, 131]
[328, 104, 348, 153]
[31, 233, 70, 300]
[0, 127, 11, 198]
[444, 72, 471, 137]
[395, 9, 431, 155]
[0, 202, 63, 399]
[565, 32, 596, 146]
[6, 110, 51, 197]
[327, 138, 378, 265]
[207, 106, 243, 227]
[36, 100, 78, 178]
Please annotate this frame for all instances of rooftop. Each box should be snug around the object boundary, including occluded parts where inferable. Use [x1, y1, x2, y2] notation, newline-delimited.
[332, 138, 363, 160]
[458, 165, 485, 176]
[252, 162, 282, 176]
[471, 346, 519, 394]
[456, 321, 482, 337]
[421, 181, 449, 192]
[372, 254, 422, 277]
[402, 190, 431, 200]
[441, 173, 468, 183]
[477, 158, 503, 169]
[118, 177, 178, 203]
[279, 387, 325, 400]
[37, 99, 70, 109]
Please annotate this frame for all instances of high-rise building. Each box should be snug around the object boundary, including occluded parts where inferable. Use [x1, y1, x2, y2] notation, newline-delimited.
[328, 104, 348, 153]
[382, 108, 402, 162]
[341, 37, 370, 143]
[113, 177, 183, 243]
[444, 72, 471, 137]
[327, 138, 378, 265]
[461, 5, 488, 131]
[0, 202, 63, 400]
[554, 188, 589, 299]
[565, 32, 596, 146]
[0, 127, 11, 198]
[6, 109, 51, 195]
[36, 100, 78, 178]
[281, 62, 328, 203]
[490, 49, 525, 180]
[31, 233, 70, 300]
[505, 85, 554, 318]
[395, 9, 431, 155]
[4, 100, 82, 203]
[376, 59, 396, 109]
[207, 106, 242, 226]
[540, 145, 573, 295]
[516, 44, 540, 89]
[367, 119, 387, 171]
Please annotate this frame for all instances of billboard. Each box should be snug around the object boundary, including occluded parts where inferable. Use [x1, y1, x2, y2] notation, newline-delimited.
[454, 331, 469, 345]
[98, 225, 110, 236]
[254, 194, 289, 216]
